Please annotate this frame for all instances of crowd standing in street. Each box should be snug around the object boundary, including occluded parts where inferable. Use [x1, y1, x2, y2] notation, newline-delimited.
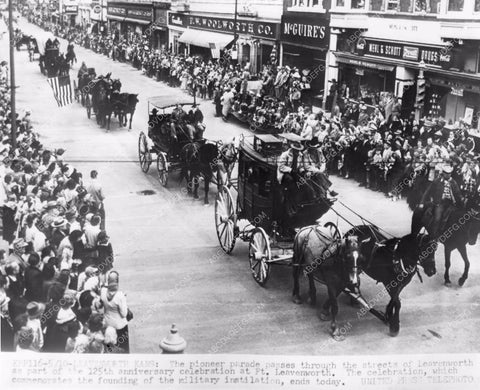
[0, 69, 131, 353]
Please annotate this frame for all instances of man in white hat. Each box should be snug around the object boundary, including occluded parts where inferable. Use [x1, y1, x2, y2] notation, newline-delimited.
[419, 163, 463, 237]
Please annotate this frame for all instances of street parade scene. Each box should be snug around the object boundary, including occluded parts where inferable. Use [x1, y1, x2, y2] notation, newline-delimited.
[0, 0, 480, 359]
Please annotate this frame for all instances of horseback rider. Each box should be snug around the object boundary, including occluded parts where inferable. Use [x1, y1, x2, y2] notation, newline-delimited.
[419, 164, 463, 237]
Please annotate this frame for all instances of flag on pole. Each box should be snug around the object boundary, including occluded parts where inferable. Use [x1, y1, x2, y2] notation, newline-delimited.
[47, 75, 73, 107]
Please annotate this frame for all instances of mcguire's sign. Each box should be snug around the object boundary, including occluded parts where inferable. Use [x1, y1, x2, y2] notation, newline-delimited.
[168, 12, 278, 39]
[281, 13, 329, 49]
[362, 39, 451, 68]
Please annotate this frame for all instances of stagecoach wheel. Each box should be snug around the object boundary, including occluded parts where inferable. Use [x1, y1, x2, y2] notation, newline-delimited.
[215, 186, 236, 254]
[138, 132, 152, 173]
[324, 222, 341, 240]
[249, 228, 271, 286]
[156, 153, 168, 187]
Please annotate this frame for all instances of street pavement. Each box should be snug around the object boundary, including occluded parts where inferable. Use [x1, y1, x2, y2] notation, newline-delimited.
[2, 19, 479, 354]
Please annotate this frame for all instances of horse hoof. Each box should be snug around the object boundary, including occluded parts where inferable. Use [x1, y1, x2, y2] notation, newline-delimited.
[444, 281, 452, 288]
[319, 312, 330, 321]
[292, 296, 303, 305]
[458, 277, 467, 287]
[389, 329, 399, 337]
[307, 297, 316, 307]
[332, 330, 345, 342]
[193, 195, 199, 199]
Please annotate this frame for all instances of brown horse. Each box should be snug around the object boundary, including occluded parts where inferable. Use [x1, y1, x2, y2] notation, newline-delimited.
[292, 225, 360, 341]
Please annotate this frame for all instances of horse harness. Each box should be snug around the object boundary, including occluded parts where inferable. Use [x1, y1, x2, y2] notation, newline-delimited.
[298, 226, 343, 269]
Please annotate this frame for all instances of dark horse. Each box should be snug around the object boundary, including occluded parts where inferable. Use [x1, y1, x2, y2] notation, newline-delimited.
[91, 79, 111, 130]
[292, 225, 360, 341]
[180, 141, 220, 204]
[344, 225, 437, 336]
[113, 93, 139, 130]
[411, 203, 480, 286]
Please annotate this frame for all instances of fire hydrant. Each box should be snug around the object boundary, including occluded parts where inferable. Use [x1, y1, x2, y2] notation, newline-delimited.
[159, 324, 187, 353]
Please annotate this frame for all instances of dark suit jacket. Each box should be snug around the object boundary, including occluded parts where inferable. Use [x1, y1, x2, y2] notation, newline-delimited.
[24, 266, 44, 302]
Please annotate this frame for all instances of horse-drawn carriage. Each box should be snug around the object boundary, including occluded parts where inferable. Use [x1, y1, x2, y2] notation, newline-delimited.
[138, 99, 231, 202]
[80, 71, 137, 131]
[214, 133, 335, 283]
[214, 134, 438, 339]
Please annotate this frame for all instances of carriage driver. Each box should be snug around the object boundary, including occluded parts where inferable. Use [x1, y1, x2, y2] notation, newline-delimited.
[303, 137, 338, 200]
[419, 163, 463, 237]
[277, 140, 305, 216]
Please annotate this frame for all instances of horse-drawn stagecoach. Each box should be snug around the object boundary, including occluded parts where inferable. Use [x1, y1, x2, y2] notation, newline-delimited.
[214, 133, 438, 339]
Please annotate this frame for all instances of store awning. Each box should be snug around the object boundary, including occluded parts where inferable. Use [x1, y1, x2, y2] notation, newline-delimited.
[334, 53, 395, 72]
[178, 28, 234, 50]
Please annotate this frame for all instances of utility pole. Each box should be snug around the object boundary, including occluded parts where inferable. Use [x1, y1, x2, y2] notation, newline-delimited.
[8, 0, 17, 150]
[231, 0, 238, 61]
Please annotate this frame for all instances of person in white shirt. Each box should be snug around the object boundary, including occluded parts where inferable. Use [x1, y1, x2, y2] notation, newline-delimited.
[84, 215, 101, 249]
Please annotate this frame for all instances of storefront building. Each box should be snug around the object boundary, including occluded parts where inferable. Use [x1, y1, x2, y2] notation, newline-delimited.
[167, 11, 280, 74]
[62, 0, 79, 27]
[78, 0, 90, 28]
[90, 0, 107, 34]
[107, 1, 153, 39]
[329, 0, 480, 129]
[280, 10, 330, 105]
[152, 2, 170, 51]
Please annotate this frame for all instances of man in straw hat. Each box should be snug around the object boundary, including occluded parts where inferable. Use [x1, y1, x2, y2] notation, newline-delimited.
[419, 163, 463, 237]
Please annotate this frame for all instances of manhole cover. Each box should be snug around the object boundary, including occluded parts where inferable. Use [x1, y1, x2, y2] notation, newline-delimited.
[137, 190, 156, 196]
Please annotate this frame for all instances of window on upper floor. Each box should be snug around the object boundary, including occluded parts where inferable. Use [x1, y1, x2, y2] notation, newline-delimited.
[336, 0, 345, 6]
[352, 0, 366, 8]
[369, 0, 440, 12]
[291, 0, 323, 7]
[475, 0, 480, 11]
[448, 0, 464, 11]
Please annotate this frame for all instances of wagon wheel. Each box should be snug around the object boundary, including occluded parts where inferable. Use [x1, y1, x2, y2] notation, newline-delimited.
[249, 227, 271, 286]
[138, 131, 152, 173]
[156, 152, 168, 187]
[324, 222, 341, 240]
[215, 186, 236, 254]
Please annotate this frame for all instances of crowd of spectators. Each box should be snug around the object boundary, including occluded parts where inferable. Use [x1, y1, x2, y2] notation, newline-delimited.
[0, 68, 131, 354]
[25, 11, 480, 204]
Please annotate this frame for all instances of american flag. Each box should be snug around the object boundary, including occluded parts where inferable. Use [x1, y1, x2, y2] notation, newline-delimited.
[47, 75, 73, 107]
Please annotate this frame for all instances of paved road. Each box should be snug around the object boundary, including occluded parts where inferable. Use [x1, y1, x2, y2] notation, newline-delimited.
[3, 19, 479, 354]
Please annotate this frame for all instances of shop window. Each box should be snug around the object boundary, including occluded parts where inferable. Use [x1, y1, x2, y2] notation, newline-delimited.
[448, 0, 464, 11]
[476, 0, 480, 11]
[351, 0, 366, 8]
[400, 0, 413, 11]
[428, 0, 441, 13]
[336, 0, 345, 5]
[386, 0, 400, 10]
[370, 0, 384, 10]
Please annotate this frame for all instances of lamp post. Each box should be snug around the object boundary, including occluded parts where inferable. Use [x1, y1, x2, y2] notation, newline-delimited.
[8, 0, 17, 150]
